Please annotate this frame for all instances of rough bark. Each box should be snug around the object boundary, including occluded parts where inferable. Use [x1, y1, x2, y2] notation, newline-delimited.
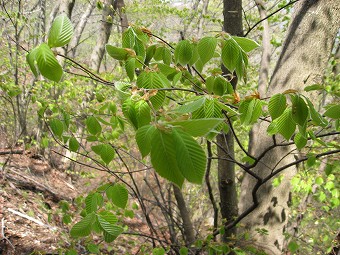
[58, 0, 75, 18]
[90, 0, 115, 72]
[255, 0, 270, 95]
[114, 0, 129, 33]
[69, 0, 96, 58]
[240, 1, 340, 254]
[173, 185, 196, 246]
[218, 0, 243, 241]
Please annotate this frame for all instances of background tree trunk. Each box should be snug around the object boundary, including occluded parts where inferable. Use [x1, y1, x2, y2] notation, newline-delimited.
[240, 1, 340, 254]
[218, 0, 242, 242]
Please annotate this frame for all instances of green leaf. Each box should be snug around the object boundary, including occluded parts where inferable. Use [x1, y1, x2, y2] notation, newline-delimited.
[134, 38, 146, 60]
[239, 99, 263, 125]
[87, 243, 100, 254]
[115, 82, 131, 100]
[26, 47, 39, 77]
[268, 94, 286, 120]
[136, 72, 166, 110]
[122, 98, 138, 129]
[70, 212, 96, 237]
[86, 116, 102, 135]
[106, 45, 129, 60]
[168, 118, 224, 137]
[172, 129, 206, 184]
[232, 36, 259, 52]
[288, 241, 299, 253]
[197, 37, 217, 65]
[212, 76, 226, 96]
[122, 27, 135, 48]
[276, 108, 296, 140]
[106, 184, 128, 209]
[291, 95, 309, 126]
[36, 43, 63, 82]
[180, 247, 189, 255]
[91, 144, 115, 165]
[85, 193, 103, 213]
[69, 137, 79, 152]
[221, 39, 241, 73]
[135, 100, 151, 128]
[174, 40, 193, 66]
[153, 248, 165, 255]
[162, 47, 172, 65]
[305, 97, 328, 127]
[294, 132, 307, 150]
[97, 215, 123, 240]
[48, 14, 74, 48]
[324, 105, 340, 119]
[49, 119, 64, 138]
[176, 97, 206, 113]
[125, 57, 135, 81]
[97, 211, 117, 225]
[150, 129, 184, 187]
[304, 84, 323, 92]
[136, 125, 156, 158]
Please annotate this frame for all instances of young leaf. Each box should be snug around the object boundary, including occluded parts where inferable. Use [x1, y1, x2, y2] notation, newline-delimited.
[49, 119, 64, 138]
[305, 97, 328, 127]
[268, 94, 286, 120]
[291, 95, 309, 126]
[168, 118, 224, 137]
[213, 76, 228, 96]
[70, 212, 96, 237]
[36, 43, 63, 82]
[174, 40, 193, 66]
[122, 98, 138, 129]
[86, 116, 102, 135]
[69, 137, 79, 152]
[197, 37, 217, 65]
[106, 184, 128, 209]
[26, 47, 39, 77]
[150, 129, 184, 187]
[232, 36, 259, 52]
[85, 193, 103, 213]
[239, 99, 263, 125]
[177, 97, 206, 114]
[324, 105, 340, 119]
[91, 144, 115, 165]
[276, 108, 296, 140]
[294, 132, 307, 150]
[125, 57, 136, 81]
[106, 45, 129, 60]
[97, 215, 123, 239]
[221, 39, 241, 73]
[136, 125, 156, 158]
[48, 14, 74, 48]
[172, 129, 206, 184]
[122, 27, 135, 48]
[135, 100, 151, 128]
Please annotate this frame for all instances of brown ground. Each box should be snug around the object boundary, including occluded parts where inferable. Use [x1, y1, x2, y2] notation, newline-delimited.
[0, 148, 150, 255]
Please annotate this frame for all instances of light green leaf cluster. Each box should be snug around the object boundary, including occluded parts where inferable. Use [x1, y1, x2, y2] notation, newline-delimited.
[70, 183, 128, 241]
[26, 14, 74, 82]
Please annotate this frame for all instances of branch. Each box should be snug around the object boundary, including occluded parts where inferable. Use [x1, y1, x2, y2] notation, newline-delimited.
[205, 141, 218, 237]
[244, 0, 300, 37]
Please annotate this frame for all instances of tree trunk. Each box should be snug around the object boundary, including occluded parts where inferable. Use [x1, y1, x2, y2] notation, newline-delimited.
[240, 1, 340, 254]
[218, 0, 242, 241]
[69, 0, 96, 58]
[90, 0, 115, 72]
[173, 184, 196, 246]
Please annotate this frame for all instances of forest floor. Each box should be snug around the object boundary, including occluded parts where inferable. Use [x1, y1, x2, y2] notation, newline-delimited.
[0, 146, 149, 255]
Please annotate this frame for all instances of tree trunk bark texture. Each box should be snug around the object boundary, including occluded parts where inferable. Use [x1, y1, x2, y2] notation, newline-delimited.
[173, 185, 196, 246]
[240, 1, 340, 254]
[218, 0, 243, 241]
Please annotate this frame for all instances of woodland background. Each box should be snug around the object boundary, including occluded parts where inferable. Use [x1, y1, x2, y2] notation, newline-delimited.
[0, 0, 339, 254]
